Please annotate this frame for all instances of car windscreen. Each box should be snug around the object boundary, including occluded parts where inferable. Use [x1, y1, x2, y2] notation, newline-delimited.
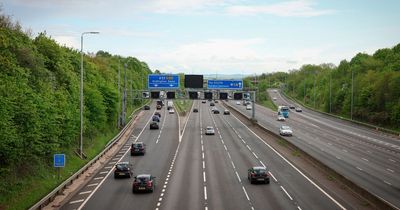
[132, 144, 143, 148]
[254, 169, 267, 174]
[136, 177, 150, 183]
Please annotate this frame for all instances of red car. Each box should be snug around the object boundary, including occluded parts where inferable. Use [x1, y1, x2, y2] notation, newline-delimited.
[132, 174, 156, 193]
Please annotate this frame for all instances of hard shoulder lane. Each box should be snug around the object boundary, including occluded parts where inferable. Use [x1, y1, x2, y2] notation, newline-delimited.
[216, 103, 347, 210]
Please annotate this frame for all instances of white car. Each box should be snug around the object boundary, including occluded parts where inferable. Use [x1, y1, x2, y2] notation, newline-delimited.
[246, 105, 252, 110]
[169, 109, 175, 114]
[205, 126, 215, 135]
[277, 115, 285, 121]
[236, 101, 241, 105]
[279, 125, 293, 136]
[273, 97, 277, 101]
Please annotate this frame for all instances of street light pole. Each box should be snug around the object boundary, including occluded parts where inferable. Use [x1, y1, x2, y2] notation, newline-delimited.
[351, 68, 354, 120]
[330, 70, 332, 113]
[80, 31, 99, 159]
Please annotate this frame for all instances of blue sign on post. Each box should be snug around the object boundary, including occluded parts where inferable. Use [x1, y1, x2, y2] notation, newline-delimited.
[148, 74, 180, 89]
[54, 154, 65, 168]
[207, 80, 243, 90]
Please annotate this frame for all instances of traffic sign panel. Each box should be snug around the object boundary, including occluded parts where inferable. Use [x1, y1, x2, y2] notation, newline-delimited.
[207, 80, 243, 90]
[148, 74, 180, 89]
[54, 154, 65, 168]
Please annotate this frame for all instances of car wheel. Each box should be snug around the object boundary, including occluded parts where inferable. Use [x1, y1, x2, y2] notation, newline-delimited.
[266, 180, 270, 184]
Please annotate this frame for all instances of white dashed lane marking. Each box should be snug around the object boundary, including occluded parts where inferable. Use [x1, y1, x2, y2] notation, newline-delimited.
[280, 186, 293, 201]
[87, 183, 98, 187]
[69, 199, 85, 204]
[79, 191, 92, 195]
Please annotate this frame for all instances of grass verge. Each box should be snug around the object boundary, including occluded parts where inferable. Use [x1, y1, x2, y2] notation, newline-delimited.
[174, 100, 193, 116]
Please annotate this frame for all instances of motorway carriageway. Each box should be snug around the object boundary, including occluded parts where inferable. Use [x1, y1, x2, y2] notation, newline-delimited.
[60, 100, 349, 210]
[227, 89, 400, 209]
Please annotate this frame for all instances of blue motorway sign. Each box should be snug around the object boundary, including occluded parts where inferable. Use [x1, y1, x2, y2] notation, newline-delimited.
[54, 154, 65, 168]
[207, 80, 243, 90]
[148, 74, 180, 89]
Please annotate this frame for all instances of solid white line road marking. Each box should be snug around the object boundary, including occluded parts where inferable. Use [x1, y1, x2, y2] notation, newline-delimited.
[246, 145, 252, 151]
[242, 186, 250, 201]
[235, 171, 242, 182]
[87, 183, 98, 187]
[69, 199, 85, 204]
[260, 161, 266, 168]
[252, 152, 259, 159]
[204, 186, 208, 200]
[386, 168, 394, 173]
[280, 186, 293, 201]
[79, 191, 92, 195]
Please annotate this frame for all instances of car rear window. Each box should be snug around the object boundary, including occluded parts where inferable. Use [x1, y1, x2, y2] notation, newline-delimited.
[254, 169, 267, 174]
[137, 177, 150, 182]
[133, 144, 143, 148]
[116, 164, 129, 170]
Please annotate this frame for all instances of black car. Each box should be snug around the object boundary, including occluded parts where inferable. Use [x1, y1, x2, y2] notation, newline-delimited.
[289, 105, 295, 109]
[152, 115, 160, 122]
[202, 100, 206, 103]
[248, 166, 270, 184]
[132, 174, 156, 193]
[150, 122, 159, 129]
[213, 109, 220, 114]
[131, 142, 146, 155]
[214, 100, 218, 103]
[210, 102, 215, 106]
[144, 105, 150, 110]
[156, 105, 162, 110]
[154, 112, 161, 118]
[114, 162, 133, 178]
[223, 110, 230, 115]
[193, 108, 199, 113]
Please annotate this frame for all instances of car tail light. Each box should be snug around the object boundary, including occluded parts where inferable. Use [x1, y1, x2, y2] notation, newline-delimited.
[147, 181, 152, 187]
[251, 173, 255, 177]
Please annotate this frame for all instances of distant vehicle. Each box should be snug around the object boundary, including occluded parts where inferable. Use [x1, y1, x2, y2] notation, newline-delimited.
[169, 109, 175, 114]
[244, 92, 250, 100]
[236, 101, 241, 105]
[272, 97, 277, 101]
[154, 112, 161, 118]
[277, 115, 285, 121]
[150, 122, 159, 130]
[152, 115, 160, 122]
[132, 174, 156, 193]
[202, 100, 206, 103]
[279, 125, 293, 136]
[142, 92, 150, 98]
[273, 90, 278, 93]
[143, 105, 150, 110]
[167, 101, 173, 110]
[246, 105, 252, 110]
[278, 106, 289, 118]
[205, 126, 215, 135]
[114, 162, 133, 178]
[214, 100, 218, 103]
[156, 100, 164, 107]
[156, 105, 162, 110]
[210, 102, 215, 106]
[289, 105, 295, 109]
[295, 107, 302, 112]
[193, 108, 199, 113]
[213, 109, 220, 114]
[131, 142, 146, 156]
[248, 166, 270, 184]
[224, 110, 230, 115]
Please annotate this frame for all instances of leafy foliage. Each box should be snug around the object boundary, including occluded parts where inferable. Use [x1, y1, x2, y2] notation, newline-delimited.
[246, 44, 400, 129]
[0, 11, 151, 207]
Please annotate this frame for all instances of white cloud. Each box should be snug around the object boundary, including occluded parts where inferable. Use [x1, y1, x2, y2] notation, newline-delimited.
[53, 35, 80, 49]
[226, 0, 334, 17]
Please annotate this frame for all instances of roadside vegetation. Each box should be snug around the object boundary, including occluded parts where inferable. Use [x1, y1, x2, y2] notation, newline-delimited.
[174, 100, 193, 116]
[245, 44, 400, 131]
[0, 11, 152, 209]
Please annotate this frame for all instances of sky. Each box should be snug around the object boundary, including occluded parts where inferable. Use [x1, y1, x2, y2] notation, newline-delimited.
[2, 0, 400, 75]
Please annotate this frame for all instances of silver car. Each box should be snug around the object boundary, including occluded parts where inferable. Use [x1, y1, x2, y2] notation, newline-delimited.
[277, 115, 285, 121]
[279, 125, 293, 136]
[205, 126, 215, 135]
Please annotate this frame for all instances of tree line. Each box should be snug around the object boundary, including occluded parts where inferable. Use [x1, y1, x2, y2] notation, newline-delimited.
[0, 11, 152, 200]
[245, 44, 400, 129]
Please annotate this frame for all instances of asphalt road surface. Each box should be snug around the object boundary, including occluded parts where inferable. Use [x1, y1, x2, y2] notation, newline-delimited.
[60, 100, 353, 210]
[227, 90, 400, 209]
